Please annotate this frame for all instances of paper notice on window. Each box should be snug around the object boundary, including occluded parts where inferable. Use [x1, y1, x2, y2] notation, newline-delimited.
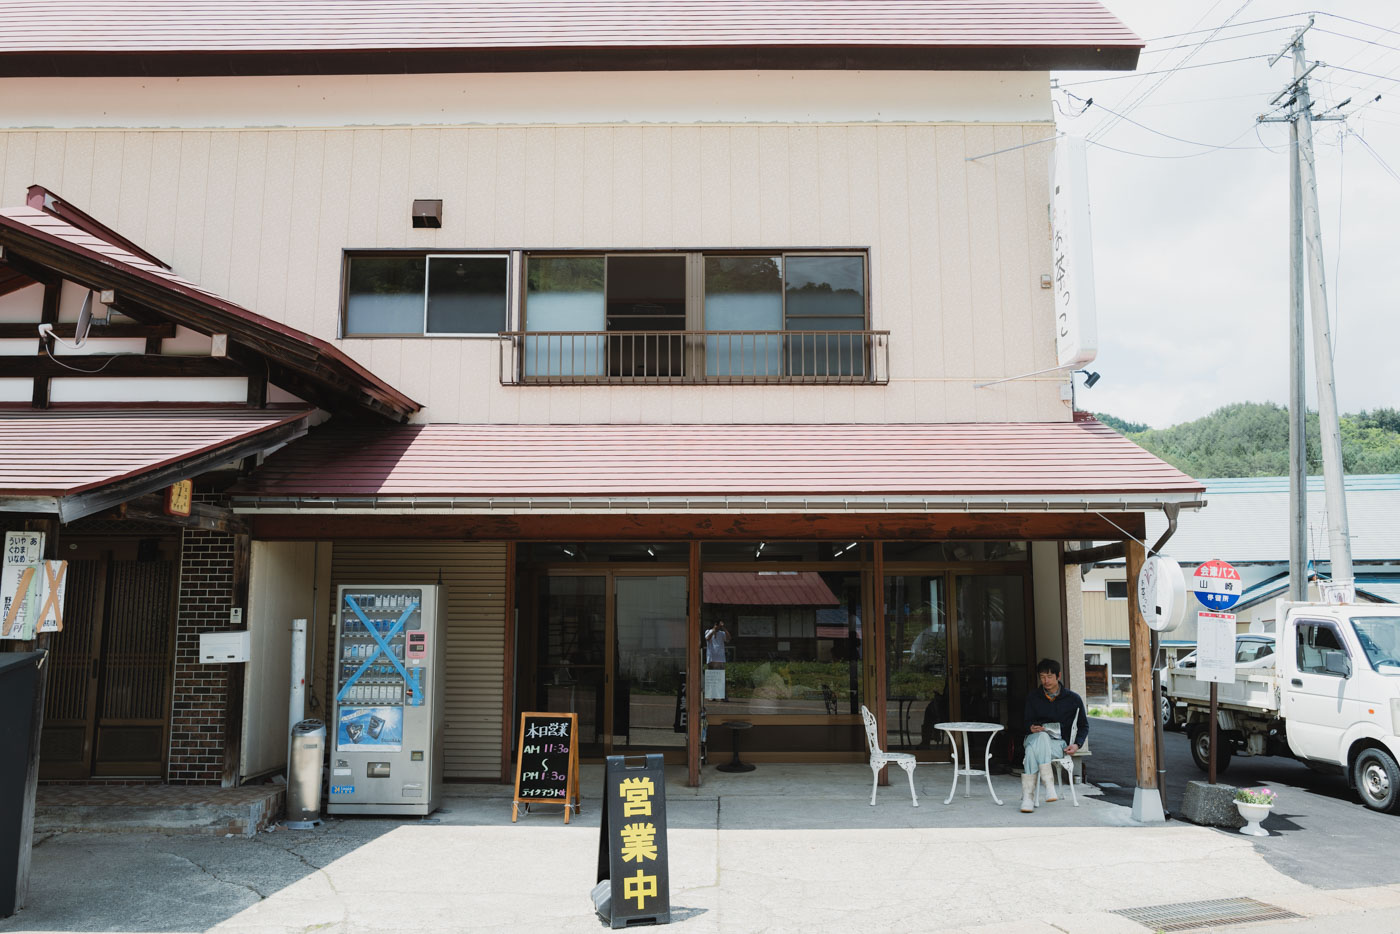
[1196, 612, 1238, 684]
[704, 668, 726, 700]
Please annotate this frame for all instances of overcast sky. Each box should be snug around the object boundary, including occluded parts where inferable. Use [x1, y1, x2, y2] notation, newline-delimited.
[1053, 1, 1400, 429]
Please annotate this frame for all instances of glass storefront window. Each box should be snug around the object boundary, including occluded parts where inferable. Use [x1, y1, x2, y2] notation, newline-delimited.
[701, 570, 863, 718]
[699, 541, 866, 563]
[955, 575, 1029, 733]
[884, 575, 949, 751]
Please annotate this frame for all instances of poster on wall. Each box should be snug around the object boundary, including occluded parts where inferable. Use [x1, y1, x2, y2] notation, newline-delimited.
[1, 531, 45, 640]
[336, 706, 404, 751]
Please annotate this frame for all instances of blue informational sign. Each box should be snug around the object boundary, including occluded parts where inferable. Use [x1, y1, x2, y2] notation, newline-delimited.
[337, 706, 404, 751]
[1193, 559, 1242, 612]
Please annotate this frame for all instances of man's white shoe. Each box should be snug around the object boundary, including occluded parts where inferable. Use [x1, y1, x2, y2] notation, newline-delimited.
[1040, 763, 1058, 802]
[1020, 772, 1036, 812]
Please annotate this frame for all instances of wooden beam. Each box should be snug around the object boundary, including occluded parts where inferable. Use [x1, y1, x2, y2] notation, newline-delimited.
[1125, 538, 1156, 791]
[31, 279, 60, 408]
[0, 322, 176, 339]
[687, 540, 701, 787]
[872, 540, 889, 785]
[3, 354, 246, 378]
[246, 511, 1147, 543]
[93, 498, 249, 534]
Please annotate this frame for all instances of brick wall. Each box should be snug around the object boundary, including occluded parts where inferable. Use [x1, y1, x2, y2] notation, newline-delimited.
[167, 528, 236, 785]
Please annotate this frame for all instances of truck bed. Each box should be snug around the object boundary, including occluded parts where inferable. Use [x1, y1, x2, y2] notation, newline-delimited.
[1166, 667, 1280, 715]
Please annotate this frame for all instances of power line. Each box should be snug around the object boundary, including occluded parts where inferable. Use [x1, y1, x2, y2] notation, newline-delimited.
[1324, 62, 1400, 85]
[1139, 25, 1299, 55]
[1063, 90, 1263, 151]
[1143, 12, 1317, 43]
[1057, 54, 1276, 87]
[1088, 0, 1258, 143]
[1348, 129, 1400, 185]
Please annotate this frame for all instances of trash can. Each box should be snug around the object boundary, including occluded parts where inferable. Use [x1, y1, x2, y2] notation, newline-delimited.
[1, 651, 44, 918]
[286, 719, 326, 829]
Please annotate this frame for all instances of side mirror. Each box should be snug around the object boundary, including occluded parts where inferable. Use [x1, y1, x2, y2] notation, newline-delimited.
[1324, 652, 1351, 678]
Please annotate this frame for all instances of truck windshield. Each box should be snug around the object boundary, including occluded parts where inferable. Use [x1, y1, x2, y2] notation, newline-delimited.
[1350, 616, 1400, 672]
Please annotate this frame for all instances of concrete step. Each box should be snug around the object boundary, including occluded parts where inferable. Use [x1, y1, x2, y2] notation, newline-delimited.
[35, 783, 285, 837]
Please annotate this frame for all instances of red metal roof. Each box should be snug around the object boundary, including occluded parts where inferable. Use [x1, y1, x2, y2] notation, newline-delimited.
[704, 572, 840, 606]
[0, 407, 311, 496]
[0, 191, 420, 421]
[235, 420, 1205, 499]
[0, 1, 1141, 73]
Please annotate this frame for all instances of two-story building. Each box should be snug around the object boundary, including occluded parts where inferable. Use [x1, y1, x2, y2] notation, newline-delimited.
[0, 2, 1200, 797]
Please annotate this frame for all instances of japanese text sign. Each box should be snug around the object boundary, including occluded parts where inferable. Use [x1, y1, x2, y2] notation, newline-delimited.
[597, 754, 670, 928]
[1196, 612, 1237, 684]
[512, 712, 580, 822]
[1193, 559, 1242, 612]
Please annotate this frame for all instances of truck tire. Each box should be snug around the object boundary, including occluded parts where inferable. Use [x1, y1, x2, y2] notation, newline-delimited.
[1160, 689, 1180, 732]
[1188, 724, 1231, 775]
[1353, 747, 1400, 814]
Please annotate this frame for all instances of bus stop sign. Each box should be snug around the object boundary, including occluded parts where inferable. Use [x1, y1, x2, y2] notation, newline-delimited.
[1193, 559, 1242, 612]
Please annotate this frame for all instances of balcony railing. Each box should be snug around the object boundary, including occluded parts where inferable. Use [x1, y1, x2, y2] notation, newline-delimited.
[498, 329, 889, 386]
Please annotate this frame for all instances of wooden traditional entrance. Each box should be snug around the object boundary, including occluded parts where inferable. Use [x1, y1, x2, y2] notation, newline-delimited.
[40, 536, 179, 779]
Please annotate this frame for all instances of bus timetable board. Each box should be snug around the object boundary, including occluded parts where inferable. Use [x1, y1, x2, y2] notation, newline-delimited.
[512, 712, 580, 823]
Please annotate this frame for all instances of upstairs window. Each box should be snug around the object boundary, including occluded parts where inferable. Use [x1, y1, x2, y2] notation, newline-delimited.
[343, 252, 509, 336]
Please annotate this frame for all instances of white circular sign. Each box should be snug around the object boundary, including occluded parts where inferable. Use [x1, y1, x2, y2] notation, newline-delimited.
[1137, 554, 1187, 633]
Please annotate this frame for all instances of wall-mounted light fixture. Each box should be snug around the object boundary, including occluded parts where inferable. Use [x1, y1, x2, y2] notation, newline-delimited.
[1076, 369, 1101, 389]
[412, 199, 443, 228]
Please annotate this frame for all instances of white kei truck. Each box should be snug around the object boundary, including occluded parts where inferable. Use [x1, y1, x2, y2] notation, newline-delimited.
[1164, 601, 1400, 813]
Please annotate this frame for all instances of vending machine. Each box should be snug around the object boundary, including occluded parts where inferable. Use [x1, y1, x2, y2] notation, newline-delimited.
[328, 584, 444, 816]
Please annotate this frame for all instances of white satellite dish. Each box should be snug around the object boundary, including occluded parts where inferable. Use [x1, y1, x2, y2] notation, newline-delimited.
[73, 289, 94, 347]
[38, 289, 99, 350]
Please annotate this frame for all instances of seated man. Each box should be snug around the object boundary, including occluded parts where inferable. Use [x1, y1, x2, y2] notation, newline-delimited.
[1020, 658, 1088, 813]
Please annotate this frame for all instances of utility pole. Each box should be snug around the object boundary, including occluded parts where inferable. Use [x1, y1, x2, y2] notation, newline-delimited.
[1262, 17, 1352, 594]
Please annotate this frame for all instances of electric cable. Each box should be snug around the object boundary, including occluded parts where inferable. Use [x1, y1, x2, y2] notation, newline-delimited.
[40, 342, 120, 374]
[1088, 0, 1258, 143]
[1057, 55, 1277, 88]
[1139, 25, 1301, 55]
[1348, 129, 1400, 185]
[1065, 90, 1264, 151]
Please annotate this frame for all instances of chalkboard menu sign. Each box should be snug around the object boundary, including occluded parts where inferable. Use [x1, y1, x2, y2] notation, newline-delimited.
[512, 711, 580, 823]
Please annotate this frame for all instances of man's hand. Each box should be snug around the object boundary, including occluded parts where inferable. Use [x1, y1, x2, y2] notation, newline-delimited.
[1064, 744, 1079, 755]
[1029, 724, 1043, 733]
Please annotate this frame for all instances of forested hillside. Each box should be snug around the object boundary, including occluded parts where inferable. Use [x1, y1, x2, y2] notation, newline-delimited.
[1093, 402, 1400, 478]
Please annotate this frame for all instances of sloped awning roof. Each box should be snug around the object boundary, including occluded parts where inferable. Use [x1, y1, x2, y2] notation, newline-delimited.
[704, 572, 840, 606]
[0, 407, 313, 521]
[232, 419, 1206, 513]
[0, 1, 1142, 75]
[0, 188, 420, 422]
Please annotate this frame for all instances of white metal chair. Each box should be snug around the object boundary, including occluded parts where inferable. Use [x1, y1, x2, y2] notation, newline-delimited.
[860, 705, 919, 807]
[1034, 724, 1082, 808]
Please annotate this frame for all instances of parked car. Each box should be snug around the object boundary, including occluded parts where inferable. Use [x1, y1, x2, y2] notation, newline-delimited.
[1161, 633, 1276, 730]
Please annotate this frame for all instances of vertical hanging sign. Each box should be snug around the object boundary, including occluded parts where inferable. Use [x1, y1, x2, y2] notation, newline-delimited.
[594, 754, 671, 929]
[1051, 136, 1099, 368]
[1, 531, 44, 640]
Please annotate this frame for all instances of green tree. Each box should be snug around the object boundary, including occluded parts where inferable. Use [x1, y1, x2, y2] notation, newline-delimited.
[1091, 401, 1400, 478]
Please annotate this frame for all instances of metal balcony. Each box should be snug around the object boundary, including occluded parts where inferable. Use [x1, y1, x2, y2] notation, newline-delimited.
[498, 329, 889, 386]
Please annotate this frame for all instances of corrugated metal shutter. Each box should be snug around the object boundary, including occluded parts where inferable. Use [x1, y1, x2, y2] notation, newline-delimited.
[330, 541, 507, 780]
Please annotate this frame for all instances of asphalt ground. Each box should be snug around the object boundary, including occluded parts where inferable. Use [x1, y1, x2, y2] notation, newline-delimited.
[1085, 717, 1400, 890]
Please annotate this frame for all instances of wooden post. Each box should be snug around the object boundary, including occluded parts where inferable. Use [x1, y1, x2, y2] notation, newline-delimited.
[1125, 538, 1162, 821]
[499, 542, 516, 783]
[686, 542, 701, 787]
[872, 542, 889, 785]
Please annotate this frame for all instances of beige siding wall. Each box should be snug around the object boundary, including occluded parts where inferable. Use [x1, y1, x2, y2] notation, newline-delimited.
[0, 119, 1065, 424]
[1081, 590, 1128, 643]
[330, 542, 508, 781]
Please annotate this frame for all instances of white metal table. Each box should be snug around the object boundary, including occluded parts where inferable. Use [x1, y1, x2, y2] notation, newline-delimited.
[935, 721, 1004, 805]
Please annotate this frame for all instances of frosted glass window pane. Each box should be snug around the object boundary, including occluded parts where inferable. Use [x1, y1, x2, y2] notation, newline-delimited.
[525, 257, 606, 376]
[345, 256, 424, 335]
[426, 256, 508, 334]
[704, 256, 782, 377]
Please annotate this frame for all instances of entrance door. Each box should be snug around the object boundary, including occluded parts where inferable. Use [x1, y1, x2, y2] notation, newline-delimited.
[534, 572, 688, 757]
[953, 574, 1031, 734]
[40, 539, 178, 779]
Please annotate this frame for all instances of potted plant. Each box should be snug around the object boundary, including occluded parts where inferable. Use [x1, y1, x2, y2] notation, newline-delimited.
[1234, 787, 1277, 836]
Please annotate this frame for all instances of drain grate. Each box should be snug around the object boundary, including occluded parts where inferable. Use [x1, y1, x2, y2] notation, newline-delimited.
[1112, 897, 1301, 931]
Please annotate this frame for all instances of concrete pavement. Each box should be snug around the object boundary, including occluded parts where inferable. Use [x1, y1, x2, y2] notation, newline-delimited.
[4, 763, 1399, 933]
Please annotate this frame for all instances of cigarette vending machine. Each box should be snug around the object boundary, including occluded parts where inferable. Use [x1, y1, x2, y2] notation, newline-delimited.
[328, 584, 444, 815]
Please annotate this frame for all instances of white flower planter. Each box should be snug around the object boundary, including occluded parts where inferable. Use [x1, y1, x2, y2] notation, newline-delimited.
[1235, 800, 1272, 836]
